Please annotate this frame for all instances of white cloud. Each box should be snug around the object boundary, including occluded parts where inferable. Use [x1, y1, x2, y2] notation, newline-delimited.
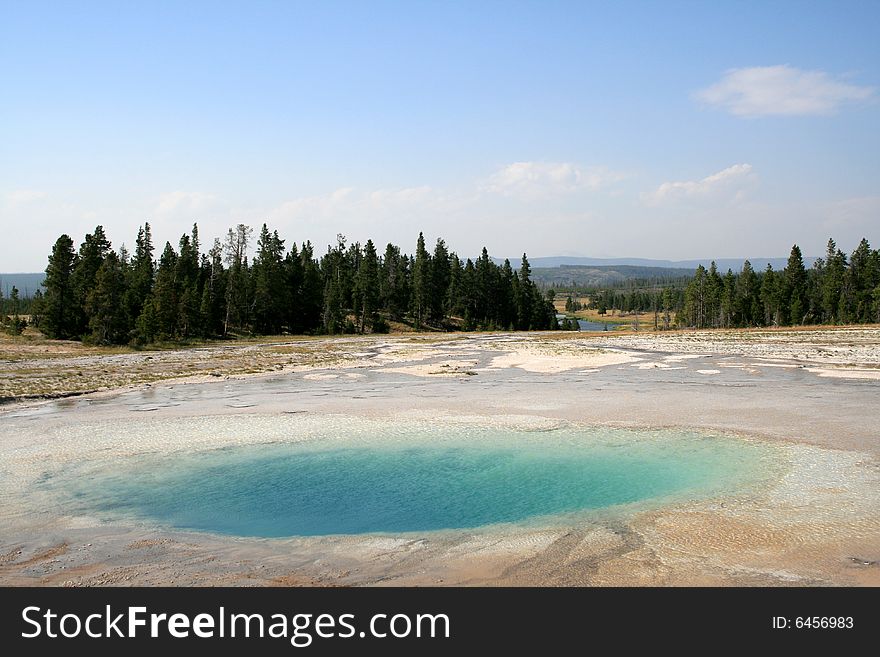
[155, 191, 221, 216]
[272, 187, 357, 221]
[482, 161, 625, 198]
[695, 65, 874, 117]
[3, 189, 46, 206]
[366, 185, 433, 208]
[644, 164, 755, 206]
[272, 186, 436, 223]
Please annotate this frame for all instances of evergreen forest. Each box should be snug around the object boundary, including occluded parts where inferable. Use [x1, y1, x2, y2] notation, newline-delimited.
[5, 227, 878, 343]
[23, 223, 557, 344]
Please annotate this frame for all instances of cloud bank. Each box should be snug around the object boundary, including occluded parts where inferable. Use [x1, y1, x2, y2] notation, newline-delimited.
[482, 161, 626, 198]
[696, 65, 874, 117]
[644, 164, 755, 205]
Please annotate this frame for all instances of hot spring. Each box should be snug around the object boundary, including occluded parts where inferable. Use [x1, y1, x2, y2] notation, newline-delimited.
[43, 420, 782, 537]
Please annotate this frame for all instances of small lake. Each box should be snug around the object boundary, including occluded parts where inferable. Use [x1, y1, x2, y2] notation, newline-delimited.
[556, 313, 610, 331]
[577, 319, 610, 331]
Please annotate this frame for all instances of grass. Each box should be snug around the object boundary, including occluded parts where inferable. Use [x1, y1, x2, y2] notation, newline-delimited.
[0, 325, 445, 401]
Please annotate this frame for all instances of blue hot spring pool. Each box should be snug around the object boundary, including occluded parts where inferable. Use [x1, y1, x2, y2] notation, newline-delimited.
[52, 424, 781, 537]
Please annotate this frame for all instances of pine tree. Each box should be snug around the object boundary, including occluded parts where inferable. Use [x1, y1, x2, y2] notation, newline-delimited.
[135, 298, 160, 343]
[224, 224, 253, 333]
[461, 258, 477, 329]
[873, 283, 880, 324]
[412, 232, 431, 328]
[721, 269, 736, 328]
[847, 238, 878, 322]
[124, 223, 155, 331]
[71, 226, 112, 335]
[252, 224, 286, 334]
[536, 285, 557, 330]
[380, 243, 400, 318]
[321, 234, 350, 334]
[446, 254, 463, 319]
[176, 226, 202, 338]
[520, 254, 553, 329]
[299, 242, 324, 333]
[4, 286, 25, 335]
[735, 260, 759, 326]
[682, 265, 707, 328]
[147, 242, 180, 340]
[819, 239, 841, 322]
[706, 262, 722, 327]
[429, 238, 450, 324]
[379, 242, 412, 321]
[343, 241, 360, 317]
[397, 254, 412, 321]
[760, 265, 780, 326]
[474, 248, 495, 327]
[515, 253, 534, 330]
[499, 259, 515, 329]
[199, 238, 226, 336]
[41, 235, 79, 339]
[785, 244, 807, 325]
[86, 252, 127, 344]
[355, 239, 380, 332]
[283, 242, 304, 334]
[873, 247, 880, 323]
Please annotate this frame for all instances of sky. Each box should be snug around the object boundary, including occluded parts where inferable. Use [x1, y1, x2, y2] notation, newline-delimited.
[1, 0, 878, 271]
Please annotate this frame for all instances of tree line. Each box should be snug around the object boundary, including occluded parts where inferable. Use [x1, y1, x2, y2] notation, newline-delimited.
[28, 223, 558, 344]
[583, 287, 687, 317]
[677, 239, 880, 328]
[552, 237, 878, 331]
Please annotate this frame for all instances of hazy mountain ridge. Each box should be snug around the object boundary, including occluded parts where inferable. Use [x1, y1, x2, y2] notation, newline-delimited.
[510, 256, 818, 270]
[530, 265, 695, 287]
[0, 273, 44, 296]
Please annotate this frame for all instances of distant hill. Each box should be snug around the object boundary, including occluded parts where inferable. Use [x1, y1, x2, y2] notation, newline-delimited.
[516, 256, 817, 271]
[0, 273, 44, 297]
[531, 264, 694, 287]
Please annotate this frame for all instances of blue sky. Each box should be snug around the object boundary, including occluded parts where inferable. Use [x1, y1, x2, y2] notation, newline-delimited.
[1, 0, 878, 270]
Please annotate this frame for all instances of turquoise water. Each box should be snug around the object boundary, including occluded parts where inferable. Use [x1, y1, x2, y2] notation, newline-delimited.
[58, 427, 777, 537]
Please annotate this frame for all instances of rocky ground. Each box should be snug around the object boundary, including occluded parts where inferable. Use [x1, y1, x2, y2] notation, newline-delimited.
[3, 326, 879, 404]
[1, 326, 879, 587]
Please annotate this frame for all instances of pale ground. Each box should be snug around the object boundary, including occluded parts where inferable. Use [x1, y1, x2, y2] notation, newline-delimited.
[1, 326, 879, 586]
